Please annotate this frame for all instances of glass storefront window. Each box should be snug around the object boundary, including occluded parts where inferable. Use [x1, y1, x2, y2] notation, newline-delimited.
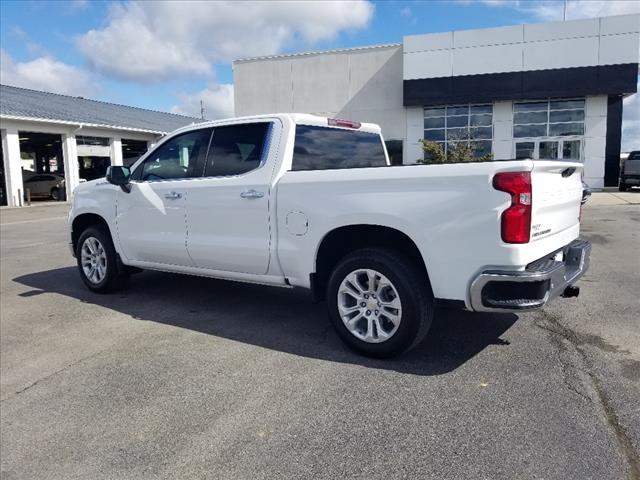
[563, 140, 581, 160]
[423, 103, 493, 159]
[539, 141, 559, 159]
[513, 98, 585, 138]
[515, 142, 535, 159]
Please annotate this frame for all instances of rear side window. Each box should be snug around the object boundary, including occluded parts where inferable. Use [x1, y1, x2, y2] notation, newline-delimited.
[204, 123, 270, 177]
[292, 125, 387, 171]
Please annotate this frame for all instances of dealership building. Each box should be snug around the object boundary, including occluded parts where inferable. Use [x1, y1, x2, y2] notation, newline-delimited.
[234, 13, 640, 188]
[0, 85, 200, 207]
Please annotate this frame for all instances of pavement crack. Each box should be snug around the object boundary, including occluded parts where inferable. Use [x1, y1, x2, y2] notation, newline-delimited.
[535, 311, 640, 479]
[1, 348, 107, 403]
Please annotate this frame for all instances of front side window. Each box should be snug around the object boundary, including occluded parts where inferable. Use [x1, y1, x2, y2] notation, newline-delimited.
[204, 123, 271, 177]
[292, 125, 387, 171]
[134, 128, 211, 181]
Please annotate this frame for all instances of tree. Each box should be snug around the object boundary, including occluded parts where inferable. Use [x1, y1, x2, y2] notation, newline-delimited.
[417, 132, 493, 164]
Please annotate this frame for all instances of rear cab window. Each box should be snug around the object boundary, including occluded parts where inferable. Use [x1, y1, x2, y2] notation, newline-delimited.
[292, 125, 388, 171]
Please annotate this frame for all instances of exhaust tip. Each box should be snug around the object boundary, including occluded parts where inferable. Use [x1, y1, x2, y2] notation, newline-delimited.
[562, 285, 580, 298]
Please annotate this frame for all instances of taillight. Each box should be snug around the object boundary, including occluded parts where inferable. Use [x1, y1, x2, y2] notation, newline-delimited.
[328, 118, 361, 129]
[493, 172, 532, 244]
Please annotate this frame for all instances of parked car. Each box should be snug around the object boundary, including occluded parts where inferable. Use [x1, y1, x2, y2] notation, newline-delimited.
[23, 173, 65, 200]
[619, 151, 640, 191]
[68, 114, 591, 357]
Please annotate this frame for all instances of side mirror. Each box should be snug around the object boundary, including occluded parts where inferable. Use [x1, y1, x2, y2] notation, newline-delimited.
[106, 166, 131, 192]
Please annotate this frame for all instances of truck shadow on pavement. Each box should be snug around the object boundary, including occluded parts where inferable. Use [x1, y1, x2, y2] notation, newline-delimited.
[14, 267, 517, 376]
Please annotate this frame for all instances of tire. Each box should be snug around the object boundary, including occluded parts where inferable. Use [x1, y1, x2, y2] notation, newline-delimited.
[619, 183, 627, 192]
[50, 187, 59, 201]
[326, 247, 434, 358]
[76, 225, 129, 293]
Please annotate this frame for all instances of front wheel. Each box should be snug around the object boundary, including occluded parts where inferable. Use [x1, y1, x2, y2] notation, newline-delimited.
[326, 248, 434, 358]
[76, 225, 128, 293]
[619, 183, 628, 192]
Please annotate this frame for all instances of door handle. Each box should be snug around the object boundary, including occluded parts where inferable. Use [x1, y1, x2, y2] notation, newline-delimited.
[240, 189, 264, 199]
[164, 191, 182, 200]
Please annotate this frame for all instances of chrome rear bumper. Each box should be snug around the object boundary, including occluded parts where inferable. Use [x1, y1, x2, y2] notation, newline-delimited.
[469, 239, 591, 313]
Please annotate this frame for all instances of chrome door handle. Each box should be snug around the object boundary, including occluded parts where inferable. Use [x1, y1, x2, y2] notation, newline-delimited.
[240, 189, 264, 199]
[164, 191, 182, 200]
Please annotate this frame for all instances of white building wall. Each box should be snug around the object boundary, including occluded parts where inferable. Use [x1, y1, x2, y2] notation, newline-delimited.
[234, 45, 406, 142]
[62, 133, 80, 197]
[492, 101, 514, 161]
[404, 14, 640, 80]
[1, 129, 24, 207]
[583, 95, 608, 189]
[405, 107, 424, 164]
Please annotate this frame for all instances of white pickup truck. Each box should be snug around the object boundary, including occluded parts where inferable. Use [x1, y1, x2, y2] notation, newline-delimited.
[69, 114, 591, 357]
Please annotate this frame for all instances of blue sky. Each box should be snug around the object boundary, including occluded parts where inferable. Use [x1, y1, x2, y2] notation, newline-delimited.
[1, 0, 639, 149]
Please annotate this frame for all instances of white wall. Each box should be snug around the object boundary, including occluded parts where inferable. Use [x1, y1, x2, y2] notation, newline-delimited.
[492, 101, 514, 161]
[404, 107, 424, 164]
[234, 45, 406, 141]
[403, 14, 640, 80]
[583, 95, 608, 189]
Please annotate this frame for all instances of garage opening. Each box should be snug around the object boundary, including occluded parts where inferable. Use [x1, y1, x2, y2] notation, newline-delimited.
[122, 139, 149, 167]
[19, 132, 65, 202]
[77, 135, 110, 182]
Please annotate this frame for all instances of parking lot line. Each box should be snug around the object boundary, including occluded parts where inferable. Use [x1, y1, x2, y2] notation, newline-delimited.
[0, 216, 67, 226]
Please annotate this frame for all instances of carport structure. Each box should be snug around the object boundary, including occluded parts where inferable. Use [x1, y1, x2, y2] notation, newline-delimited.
[0, 85, 201, 207]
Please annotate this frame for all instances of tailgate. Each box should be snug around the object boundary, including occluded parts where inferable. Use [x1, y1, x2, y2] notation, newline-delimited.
[530, 161, 583, 244]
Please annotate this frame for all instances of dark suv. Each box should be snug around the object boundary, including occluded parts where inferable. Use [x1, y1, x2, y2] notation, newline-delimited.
[620, 151, 640, 192]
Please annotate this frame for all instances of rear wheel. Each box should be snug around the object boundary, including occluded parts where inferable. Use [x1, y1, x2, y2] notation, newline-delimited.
[326, 248, 434, 358]
[619, 183, 628, 192]
[76, 225, 128, 293]
[50, 187, 60, 201]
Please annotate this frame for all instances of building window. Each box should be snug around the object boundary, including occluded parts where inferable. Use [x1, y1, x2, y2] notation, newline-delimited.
[513, 98, 585, 138]
[423, 104, 493, 160]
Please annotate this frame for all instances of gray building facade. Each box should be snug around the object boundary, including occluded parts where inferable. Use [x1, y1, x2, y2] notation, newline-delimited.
[234, 14, 640, 189]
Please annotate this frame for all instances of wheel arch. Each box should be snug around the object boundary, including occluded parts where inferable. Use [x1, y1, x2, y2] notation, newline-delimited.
[312, 224, 431, 302]
[71, 213, 113, 254]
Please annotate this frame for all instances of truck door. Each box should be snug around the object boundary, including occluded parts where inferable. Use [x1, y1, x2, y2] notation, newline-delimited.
[116, 128, 211, 266]
[185, 121, 278, 275]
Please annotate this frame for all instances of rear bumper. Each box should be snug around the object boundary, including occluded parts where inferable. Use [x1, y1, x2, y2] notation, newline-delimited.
[621, 174, 640, 185]
[469, 239, 591, 312]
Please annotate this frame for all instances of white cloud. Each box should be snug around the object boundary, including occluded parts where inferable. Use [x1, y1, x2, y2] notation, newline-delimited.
[400, 6, 412, 17]
[0, 49, 95, 96]
[479, 0, 640, 21]
[171, 84, 235, 120]
[77, 0, 374, 81]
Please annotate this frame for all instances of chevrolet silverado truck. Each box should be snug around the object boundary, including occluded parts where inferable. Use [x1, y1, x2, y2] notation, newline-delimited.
[68, 114, 591, 357]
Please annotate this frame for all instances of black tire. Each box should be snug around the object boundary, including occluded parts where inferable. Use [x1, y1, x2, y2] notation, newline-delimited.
[326, 247, 434, 358]
[76, 225, 129, 293]
[619, 183, 628, 192]
[50, 187, 60, 201]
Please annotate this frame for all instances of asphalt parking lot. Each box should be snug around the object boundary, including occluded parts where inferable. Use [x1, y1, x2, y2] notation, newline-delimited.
[1, 198, 639, 480]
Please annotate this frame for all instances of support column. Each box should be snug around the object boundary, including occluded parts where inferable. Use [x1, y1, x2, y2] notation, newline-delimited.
[404, 106, 424, 164]
[62, 133, 80, 202]
[109, 137, 123, 166]
[605, 95, 623, 187]
[1, 129, 24, 207]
